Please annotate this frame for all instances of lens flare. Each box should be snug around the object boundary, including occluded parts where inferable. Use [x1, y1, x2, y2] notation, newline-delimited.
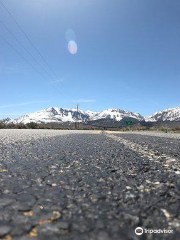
[66, 29, 76, 42]
[68, 40, 78, 55]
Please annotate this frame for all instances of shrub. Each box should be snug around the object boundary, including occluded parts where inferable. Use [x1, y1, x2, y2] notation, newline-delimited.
[0, 121, 5, 129]
[16, 123, 27, 129]
[26, 122, 38, 129]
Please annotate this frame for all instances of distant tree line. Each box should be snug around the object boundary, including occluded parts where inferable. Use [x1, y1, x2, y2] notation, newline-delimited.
[0, 121, 101, 130]
[1, 120, 180, 132]
[0, 121, 39, 129]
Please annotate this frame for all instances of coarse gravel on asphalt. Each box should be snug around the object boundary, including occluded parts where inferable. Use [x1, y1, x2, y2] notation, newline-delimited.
[0, 130, 180, 240]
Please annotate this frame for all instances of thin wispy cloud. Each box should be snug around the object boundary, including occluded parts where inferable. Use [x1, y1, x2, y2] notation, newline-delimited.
[149, 100, 164, 107]
[0, 101, 51, 109]
[0, 113, 25, 116]
[48, 79, 64, 84]
[0, 63, 29, 74]
[126, 98, 140, 102]
[72, 99, 96, 103]
[0, 66, 18, 74]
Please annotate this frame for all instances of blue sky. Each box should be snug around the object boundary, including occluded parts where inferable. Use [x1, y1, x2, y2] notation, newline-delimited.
[0, 0, 180, 118]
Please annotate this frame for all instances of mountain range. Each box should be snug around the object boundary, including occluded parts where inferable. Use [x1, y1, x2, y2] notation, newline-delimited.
[2, 106, 180, 125]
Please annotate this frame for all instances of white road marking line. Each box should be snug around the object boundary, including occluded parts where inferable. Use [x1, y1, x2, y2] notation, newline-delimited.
[106, 134, 180, 174]
[106, 133, 180, 228]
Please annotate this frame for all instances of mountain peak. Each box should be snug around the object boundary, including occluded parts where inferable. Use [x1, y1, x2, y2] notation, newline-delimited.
[145, 106, 180, 122]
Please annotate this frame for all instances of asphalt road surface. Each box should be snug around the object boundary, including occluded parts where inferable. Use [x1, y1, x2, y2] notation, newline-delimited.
[0, 130, 180, 240]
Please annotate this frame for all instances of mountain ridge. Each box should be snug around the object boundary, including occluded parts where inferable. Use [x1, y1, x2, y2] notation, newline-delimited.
[2, 106, 180, 125]
[3, 107, 144, 124]
[145, 107, 180, 122]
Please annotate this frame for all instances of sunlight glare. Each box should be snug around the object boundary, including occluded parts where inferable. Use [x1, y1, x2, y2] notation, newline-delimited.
[68, 40, 78, 55]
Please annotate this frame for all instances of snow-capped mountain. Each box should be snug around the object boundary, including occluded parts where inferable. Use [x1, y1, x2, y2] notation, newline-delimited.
[91, 108, 144, 122]
[5, 107, 144, 124]
[4, 106, 180, 125]
[85, 110, 100, 118]
[1, 118, 14, 124]
[145, 107, 180, 122]
[14, 107, 89, 124]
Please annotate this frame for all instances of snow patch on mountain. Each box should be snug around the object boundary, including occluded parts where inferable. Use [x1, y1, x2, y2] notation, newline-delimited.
[2, 118, 15, 124]
[91, 108, 144, 121]
[85, 110, 100, 118]
[145, 107, 180, 122]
